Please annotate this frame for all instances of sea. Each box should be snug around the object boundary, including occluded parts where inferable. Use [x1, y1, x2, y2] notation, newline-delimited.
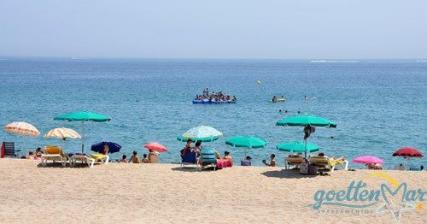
[0, 58, 426, 168]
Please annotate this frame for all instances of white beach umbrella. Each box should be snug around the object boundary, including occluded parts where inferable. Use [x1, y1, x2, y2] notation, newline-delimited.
[178, 125, 223, 142]
[4, 121, 40, 137]
[45, 127, 81, 140]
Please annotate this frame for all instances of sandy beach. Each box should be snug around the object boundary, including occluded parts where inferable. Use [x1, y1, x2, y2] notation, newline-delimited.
[0, 159, 425, 224]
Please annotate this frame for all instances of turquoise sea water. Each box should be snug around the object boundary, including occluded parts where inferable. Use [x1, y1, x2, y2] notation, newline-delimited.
[0, 58, 426, 168]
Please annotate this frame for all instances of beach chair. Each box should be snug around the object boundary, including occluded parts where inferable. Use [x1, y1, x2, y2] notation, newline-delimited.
[181, 151, 199, 168]
[1, 142, 20, 158]
[200, 148, 217, 170]
[70, 154, 95, 168]
[285, 155, 305, 170]
[309, 156, 348, 174]
[90, 153, 109, 165]
[41, 145, 69, 166]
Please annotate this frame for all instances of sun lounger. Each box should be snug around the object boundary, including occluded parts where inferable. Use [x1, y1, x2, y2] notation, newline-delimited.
[181, 151, 199, 168]
[41, 145, 69, 166]
[309, 156, 348, 174]
[70, 154, 95, 168]
[90, 153, 109, 165]
[285, 155, 305, 170]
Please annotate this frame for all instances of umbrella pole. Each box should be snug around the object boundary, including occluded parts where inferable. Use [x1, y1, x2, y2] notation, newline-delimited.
[304, 139, 308, 159]
[81, 121, 85, 153]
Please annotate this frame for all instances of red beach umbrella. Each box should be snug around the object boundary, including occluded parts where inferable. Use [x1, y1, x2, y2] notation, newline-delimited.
[392, 147, 423, 158]
[144, 142, 168, 153]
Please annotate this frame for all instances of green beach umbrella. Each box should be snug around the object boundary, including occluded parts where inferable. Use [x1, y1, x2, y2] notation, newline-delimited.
[276, 114, 336, 158]
[276, 141, 319, 153]
[225, 136, 267, 157]
[54, 111, 111, 122]
[54, 111, 111, 153]
[177, 126, 223, 142]
[276, 115, 336, 127]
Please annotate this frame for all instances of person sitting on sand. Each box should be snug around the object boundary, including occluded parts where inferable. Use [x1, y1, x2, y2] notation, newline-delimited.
[142, 154, 149, 163]
[223, 151, 232, 161]
[241, 156, 252, 166]
[263, 154, 276, 167]
[395, 163, 405, 170]
[180, 139, 193, 158]
[119, 155, 128, 163]
[129, 151, 141, 163]
[148, 149, 159, 163]
[26, 151, 35, 160]
[34, 147, 42, 159]
[367, 163, 382, 170]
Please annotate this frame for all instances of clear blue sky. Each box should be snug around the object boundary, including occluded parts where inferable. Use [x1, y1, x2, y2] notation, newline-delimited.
[1, 0, 426, 59]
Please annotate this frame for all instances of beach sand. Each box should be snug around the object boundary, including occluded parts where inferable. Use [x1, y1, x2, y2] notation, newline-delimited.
[0, 159, 426, 224]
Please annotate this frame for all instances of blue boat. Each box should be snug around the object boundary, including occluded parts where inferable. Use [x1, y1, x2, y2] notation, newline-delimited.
[192, 99, 236, 104]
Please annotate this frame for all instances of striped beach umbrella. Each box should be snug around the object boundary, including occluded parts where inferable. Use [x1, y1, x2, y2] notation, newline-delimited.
[45, 127, 81, 140]
[4, 121, 40, 137]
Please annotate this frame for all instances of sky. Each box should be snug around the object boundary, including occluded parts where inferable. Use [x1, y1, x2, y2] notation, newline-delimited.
[0, 0, 426, 59]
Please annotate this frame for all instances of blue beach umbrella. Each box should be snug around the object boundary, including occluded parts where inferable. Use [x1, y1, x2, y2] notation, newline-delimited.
[91, 142, 121, 154]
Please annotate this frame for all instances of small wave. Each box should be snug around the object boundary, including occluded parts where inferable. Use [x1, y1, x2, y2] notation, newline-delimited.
[416, 59, 427, 63]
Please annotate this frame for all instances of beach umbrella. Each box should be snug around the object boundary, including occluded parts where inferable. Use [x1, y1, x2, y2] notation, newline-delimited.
[352, 155, 384, 165]
[276, 115, 337, 127]
[144, 142, 167, 153]
[276, 141, 319, 153]
[45, 127, 81, 140]
[54, 111, 111, 153]
[393, 147, 423, 158]
[276, 114, 336, 158]
[225, 136, 266, 157]
[91, 142, 121, 154]
[4, 121, 40, 137]
[177, 125, 223, 142]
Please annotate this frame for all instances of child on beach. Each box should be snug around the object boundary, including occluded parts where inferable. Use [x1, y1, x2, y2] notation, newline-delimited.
[263, 154, 276, 167]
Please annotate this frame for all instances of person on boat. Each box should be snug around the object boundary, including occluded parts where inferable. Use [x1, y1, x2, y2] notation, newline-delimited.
[180, 139, 193, 158]
[272, 96, 277, 102]
[263, 154, 276, 167]
[129, 151, 141, 163]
